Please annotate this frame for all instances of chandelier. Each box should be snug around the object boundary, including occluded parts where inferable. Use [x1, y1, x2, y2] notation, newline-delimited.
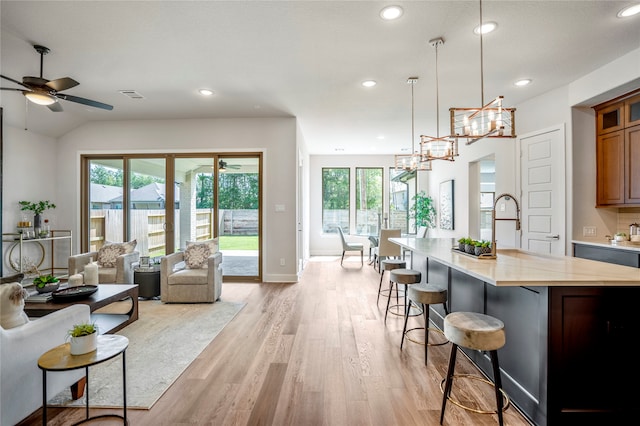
[395, 77, 432, 171]
[420, 38, 459, 162]
[449, 0, 516, 145]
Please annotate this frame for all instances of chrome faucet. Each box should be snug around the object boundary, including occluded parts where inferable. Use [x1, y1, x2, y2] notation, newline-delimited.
[487, 193, 521, 258]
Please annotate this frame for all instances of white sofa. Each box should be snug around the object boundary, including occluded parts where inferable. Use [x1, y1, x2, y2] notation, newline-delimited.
[0, 304, 91, 426]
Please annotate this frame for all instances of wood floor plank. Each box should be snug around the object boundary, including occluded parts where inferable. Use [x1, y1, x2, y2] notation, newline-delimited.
[18, 256, 533, 426]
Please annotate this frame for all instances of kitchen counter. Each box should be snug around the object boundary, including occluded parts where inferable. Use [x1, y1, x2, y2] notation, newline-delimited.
[391, 237, 640, 287]
[393, 237, 640, 425]
[572, 238, 640, 251]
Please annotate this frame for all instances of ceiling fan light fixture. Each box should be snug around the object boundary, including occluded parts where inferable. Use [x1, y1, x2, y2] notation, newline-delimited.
[24, 91, 56, 105]
[199, 88, 214, 96]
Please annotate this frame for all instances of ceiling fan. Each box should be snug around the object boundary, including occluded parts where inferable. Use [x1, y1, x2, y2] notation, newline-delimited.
[0, 44, 113, 112]
[219, 160, 241, 171]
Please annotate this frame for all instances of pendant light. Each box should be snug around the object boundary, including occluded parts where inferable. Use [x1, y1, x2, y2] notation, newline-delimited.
[395, 77, 432, 171]
[449, 0, 516, 145]
[420, 38, 459, 162]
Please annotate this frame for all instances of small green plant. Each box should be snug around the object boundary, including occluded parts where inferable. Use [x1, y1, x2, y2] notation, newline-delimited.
[615, 232, 627, 237]
[18, 200, 56, 215]
[67, 322, 98, 339]
[33, 274, 60, 289]
[480, 240, 491, 248]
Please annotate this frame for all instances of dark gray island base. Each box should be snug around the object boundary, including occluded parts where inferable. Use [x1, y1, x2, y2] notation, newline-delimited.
[392, 238, 640, 426]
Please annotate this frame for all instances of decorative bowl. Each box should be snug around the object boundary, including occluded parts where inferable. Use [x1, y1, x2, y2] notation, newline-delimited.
[36, 282, 60, 293]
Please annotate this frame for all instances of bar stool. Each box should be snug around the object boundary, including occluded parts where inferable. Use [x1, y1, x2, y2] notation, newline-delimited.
[440, 311, 509, 426]
[377, 259, 406, 304]
[385, 268, 421, 323]
[400, 283, 449, 365]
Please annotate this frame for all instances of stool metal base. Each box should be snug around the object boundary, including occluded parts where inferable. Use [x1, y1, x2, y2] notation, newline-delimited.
[404, 327, 448, 346]
[387, 304, 422, 317]
[439, 374, 510, 415]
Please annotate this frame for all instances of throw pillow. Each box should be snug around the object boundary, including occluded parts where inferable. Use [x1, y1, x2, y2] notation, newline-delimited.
[97, 243, 126, 268]
[105, 239, 137, 254]
[186, 238, 218, 254]
[183, 243, 211, 269]
[0, 273, 25, 284]
[0, 282, 29, 329]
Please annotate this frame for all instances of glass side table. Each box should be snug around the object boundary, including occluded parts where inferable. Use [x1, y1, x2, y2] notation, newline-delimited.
[38, 334, 129, 425]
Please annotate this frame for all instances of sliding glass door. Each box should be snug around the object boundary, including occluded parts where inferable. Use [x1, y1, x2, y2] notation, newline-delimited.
[217, 156, 261, 281]
[83, 153, 262, 281]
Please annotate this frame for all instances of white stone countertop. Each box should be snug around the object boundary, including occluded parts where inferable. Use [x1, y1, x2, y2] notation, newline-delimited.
[572, 239, 640, 252]
[390, 237, 640, 287]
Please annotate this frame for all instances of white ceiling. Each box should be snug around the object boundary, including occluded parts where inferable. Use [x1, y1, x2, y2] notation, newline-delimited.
[1, 1, 639, 155]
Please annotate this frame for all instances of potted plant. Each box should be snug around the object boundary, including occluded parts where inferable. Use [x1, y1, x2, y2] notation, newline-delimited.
[475, 240, 492, 256]
[18, 200, 56, 234]
[67, 322, 99, 355]
[615, 232, 628, 242]
[33, 274, 60, 293]
[410, 192, 437, 234]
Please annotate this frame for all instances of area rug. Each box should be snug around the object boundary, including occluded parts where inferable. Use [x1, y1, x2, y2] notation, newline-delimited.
[49, 299, 245, 410]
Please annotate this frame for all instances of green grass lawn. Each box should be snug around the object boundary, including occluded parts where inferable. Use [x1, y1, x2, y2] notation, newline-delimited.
[219, 235, 259, 250]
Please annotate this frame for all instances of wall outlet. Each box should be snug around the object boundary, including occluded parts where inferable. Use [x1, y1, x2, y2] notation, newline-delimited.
[280, 258, 285, 266]
[583, 226, 596, 237]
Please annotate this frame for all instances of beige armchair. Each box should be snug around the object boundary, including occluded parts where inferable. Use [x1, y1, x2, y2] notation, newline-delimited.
[160, 251, 223, 303]
[68, 250, 140, 284]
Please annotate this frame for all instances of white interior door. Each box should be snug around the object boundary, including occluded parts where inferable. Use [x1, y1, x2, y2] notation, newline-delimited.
[519, 125, 566, 255]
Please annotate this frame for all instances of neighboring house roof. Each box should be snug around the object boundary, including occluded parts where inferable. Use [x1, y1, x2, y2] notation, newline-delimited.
[90, 183, 123, 203]
[110, 182, 180, 203]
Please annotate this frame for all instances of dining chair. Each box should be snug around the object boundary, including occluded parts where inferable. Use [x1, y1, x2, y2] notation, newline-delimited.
[337, 227, 364, 267]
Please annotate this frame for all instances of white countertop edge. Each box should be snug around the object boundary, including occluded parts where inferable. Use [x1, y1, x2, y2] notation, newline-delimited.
[572, 239, 640, 252]
[391, 237, 640, 287]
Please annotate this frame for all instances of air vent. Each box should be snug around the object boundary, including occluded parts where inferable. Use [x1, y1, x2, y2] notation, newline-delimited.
[118, 90, 145, 99]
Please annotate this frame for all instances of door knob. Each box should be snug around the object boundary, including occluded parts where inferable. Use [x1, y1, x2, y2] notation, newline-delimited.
[546, 234, 560, 240]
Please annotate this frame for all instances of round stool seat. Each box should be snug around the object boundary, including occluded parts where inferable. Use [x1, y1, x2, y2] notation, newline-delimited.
[381, 259, 407, 271]
[444, 311, 505, 351]
[440, 312, 509, 426]
[389, 269, 421, 285]
[408, 284, 447, 306]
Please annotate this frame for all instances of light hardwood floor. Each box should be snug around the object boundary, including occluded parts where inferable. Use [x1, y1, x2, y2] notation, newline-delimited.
[20, 255, 533, 425]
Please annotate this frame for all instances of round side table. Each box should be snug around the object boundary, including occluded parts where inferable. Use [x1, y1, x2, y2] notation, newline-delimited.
[134, 265, 161, 299]
[38, 334, 129, 425]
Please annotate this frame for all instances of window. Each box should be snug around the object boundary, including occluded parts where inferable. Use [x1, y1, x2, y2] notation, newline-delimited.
[355, 168, 383, 236]
[322, 168, 350, 233]
[389, 168, 414, 233]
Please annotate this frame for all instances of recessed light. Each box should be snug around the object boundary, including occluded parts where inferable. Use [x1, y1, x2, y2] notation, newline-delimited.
[514, 79, 532, 87]
[377, 135, 385, 140]
[199, 89, 214, 96]
[380, 5, 403, 20]
[473, 21, 498, 35]
[362, 80, 377, 87]
[617, 3, 640, 18]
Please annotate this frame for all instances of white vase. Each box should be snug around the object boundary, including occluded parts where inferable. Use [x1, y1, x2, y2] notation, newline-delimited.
[84, 261, 99, 285]
[70, 332, 98, 355]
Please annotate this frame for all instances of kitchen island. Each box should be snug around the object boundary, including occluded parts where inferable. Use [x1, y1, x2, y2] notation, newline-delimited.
[391, 237, 640, 426]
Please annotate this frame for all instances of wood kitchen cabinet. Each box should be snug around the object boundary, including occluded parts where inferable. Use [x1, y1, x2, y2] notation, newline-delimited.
[595, 90, 640, 206]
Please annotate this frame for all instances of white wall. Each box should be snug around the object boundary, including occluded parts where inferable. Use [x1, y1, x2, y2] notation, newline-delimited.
[3, 117, 299, 282]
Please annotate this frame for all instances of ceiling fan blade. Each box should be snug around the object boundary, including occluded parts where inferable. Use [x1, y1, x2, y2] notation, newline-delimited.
[46, 77, 79, 92]
[55, 93, 113, 110]
[0, 87, 26, 92]
[1, 74, 29, 89]
[47, 102, 64, 112]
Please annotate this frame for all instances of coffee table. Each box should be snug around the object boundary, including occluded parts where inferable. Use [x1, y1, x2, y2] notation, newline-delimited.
[25, 284, 139, 334]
